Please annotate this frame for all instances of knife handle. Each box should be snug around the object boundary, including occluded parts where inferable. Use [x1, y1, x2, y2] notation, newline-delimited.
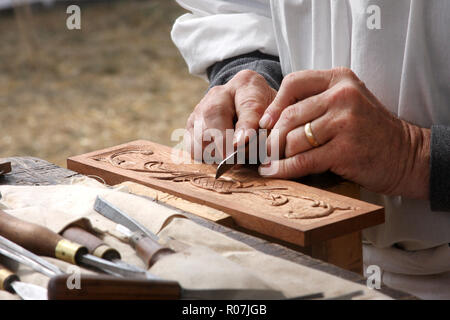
[47, 274, 182, 300]
[131, 234, 175, 268]
[0, 263, 19, 293]
[62, 226, 121, 261]
[0, 210, 88, 264]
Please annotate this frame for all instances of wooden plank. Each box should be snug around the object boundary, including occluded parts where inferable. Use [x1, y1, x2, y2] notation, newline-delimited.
[67, 140, 385, 247]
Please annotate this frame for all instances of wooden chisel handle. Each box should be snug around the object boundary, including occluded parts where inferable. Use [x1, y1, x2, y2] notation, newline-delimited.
[0, 263, 19, 293]
[131, 233, 175, 268]
[62, 226, 121, 261]
[0, 209, 88, 264]
[48, 274, 182, 300]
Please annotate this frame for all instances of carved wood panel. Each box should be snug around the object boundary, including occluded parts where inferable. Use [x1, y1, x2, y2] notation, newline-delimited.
[67, 140, 384, 246]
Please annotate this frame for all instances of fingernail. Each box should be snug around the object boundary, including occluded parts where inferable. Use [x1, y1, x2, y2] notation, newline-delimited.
[259, 161, 271, 168]
[233, 129, 244, 147]
[258, 162, 272, 176]
[259, 114, 271, 129]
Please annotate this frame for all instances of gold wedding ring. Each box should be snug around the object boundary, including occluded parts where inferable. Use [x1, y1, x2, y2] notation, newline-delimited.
[304, 122, 320, 147]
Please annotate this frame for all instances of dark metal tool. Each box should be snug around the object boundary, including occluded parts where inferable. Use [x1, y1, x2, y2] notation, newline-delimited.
[215, 133, 263, 179]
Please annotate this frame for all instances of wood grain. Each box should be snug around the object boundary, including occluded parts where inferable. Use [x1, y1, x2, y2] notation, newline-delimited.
[48, 275, 182, 300]
[68, 140, 385, 247]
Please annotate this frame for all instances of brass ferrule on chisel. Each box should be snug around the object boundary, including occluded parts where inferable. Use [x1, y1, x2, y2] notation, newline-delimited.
[92, 244, 119, 260]
[0, 268, 19, 292]
[55, 239, 87, 265]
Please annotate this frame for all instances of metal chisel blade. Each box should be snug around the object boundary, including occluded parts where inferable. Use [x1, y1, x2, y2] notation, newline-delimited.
[11, 281, 48, 300]
[79, 253, 158, 280]
[0, 235, 63, 277]
[94, 196, 159, 241]
[215, 150, 238, 180]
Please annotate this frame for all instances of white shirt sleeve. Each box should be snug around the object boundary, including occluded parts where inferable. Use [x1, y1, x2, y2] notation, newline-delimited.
[171, 0, 279, 78]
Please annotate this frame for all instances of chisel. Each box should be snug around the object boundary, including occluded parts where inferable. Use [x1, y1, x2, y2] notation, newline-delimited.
[0, 263, 47, 300]
[47, 274, 286, 300]
[61, 226, 154, 277]
[94, 196, 174, 268]
[0, 209, 155, 279]
[62, 226, 121, 261]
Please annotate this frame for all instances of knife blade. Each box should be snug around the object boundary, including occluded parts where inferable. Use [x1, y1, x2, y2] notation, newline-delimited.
[0, 263, 47, 300]
[215, 150, 239, 180]
[94, 196, 158, 241]
[215, 132, 262, 180]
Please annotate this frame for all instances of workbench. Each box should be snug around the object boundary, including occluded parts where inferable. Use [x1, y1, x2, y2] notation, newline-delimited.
[0, 157, 415, 299]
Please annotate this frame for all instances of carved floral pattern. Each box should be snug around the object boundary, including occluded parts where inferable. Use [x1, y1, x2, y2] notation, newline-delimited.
[93, 148, 353, 219]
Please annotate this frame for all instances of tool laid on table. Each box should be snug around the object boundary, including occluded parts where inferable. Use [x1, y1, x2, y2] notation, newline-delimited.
[60, 225, 150, 276]
[0, 234, 63, 277]
[0, 263, 47, 300]
[0, 209, 157, 279]
[48, 274, 287, 300]
[62, 226, 121, 261]
[48, 274, 360, 300]
[94, 196, 174, 267]
[0, 233, 63, 300]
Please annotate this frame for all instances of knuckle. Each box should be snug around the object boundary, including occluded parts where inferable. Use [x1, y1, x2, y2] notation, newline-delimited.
[334, 82, 361, 101]
[292, 154, 316, 172]
[280, 105, 299, 122]
[234, 69, 260, 83]
[334, 67, 357, 79]
[238, 97, 264, 112]
[202, 103, 231, 119]
[282, 72, 298, 87]
[208, 85, 227, 96]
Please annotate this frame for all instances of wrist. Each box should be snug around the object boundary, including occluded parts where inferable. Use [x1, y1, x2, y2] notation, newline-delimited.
[395, 122, 430, 199]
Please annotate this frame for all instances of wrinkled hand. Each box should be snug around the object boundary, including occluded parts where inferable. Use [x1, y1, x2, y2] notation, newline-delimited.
[259, 68, 430, 199]
[185, 70, 276, 160]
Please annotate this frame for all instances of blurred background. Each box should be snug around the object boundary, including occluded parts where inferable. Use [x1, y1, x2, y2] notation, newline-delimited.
[0, 0, 207, 166]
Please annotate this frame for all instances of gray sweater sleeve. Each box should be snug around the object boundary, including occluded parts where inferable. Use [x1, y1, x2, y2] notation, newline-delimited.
[206, 51, 283, 90]
[430, 125, 450, 212]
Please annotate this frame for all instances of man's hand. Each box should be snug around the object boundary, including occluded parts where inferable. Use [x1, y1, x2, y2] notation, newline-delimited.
[185, 70, 276, 160]
[259, 68, 430, 199]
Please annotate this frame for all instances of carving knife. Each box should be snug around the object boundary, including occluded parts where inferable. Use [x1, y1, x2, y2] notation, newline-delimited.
[0, 210, 155, 279]
[0, 263, 47, 300]
[215, 133, 262, 179]
[93, 196, 175, 267]
[48, 274, 287, 300]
